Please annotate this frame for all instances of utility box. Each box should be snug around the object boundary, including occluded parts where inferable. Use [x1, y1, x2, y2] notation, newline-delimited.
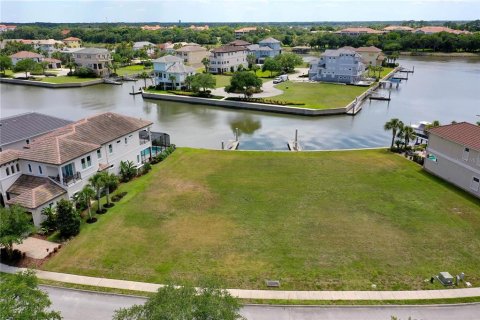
[438, 272, 454, 286]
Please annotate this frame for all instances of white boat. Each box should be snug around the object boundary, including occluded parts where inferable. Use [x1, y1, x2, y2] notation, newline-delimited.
[411, 121, 431, 139]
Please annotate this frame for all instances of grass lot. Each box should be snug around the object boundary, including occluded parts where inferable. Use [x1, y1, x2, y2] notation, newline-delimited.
[42, 149, 480, 291]
[214, 74, 271, 88]
[116, 65, 152, 76]
[42, 76, 98, 83]
[274, 81, 368, 109]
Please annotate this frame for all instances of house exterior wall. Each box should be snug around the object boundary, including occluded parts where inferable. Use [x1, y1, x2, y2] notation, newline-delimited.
[64, 40, 81, 48]
[74, 52, 112, 77]
[153, 61, 195, 89]
[11, 56, 43, 66]
[175, 49, 208, 65]
[309, 52, 365, 84]
[358, 52, 381, 66]
[0, 160, 22, 198]
[30, 193, 68, 227]
[209, 50, 248, 74]
[424, 134, 480, 198]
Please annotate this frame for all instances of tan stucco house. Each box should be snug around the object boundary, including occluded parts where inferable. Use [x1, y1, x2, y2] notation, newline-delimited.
[73, 47, 112, 77]
[175, 45, 208, 66]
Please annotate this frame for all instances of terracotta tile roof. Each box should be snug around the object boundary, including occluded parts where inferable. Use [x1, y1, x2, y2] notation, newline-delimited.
[44, 58, 62, 63]
[63, 37, 81, 41]
[355, 46, 382, 53]
[428, 122, 480, 151]
[228, 40, 251, 46]
[212, 45, 247, 53]
[6, 175, 66, 209]
[337, 27, 384, 34]
[20, 112, 153, 165]
[0, 150, 21, 166]
[415, 26, 470, 35]
[235, 27, 257, 33]
[383, 26, 414, 32]
[10, 51, 44, 59]
[176, 45, 207, 52]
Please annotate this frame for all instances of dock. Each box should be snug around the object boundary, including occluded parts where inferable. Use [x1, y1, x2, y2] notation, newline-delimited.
[287, 129, 302, 151]
[346, 104, 362, 115]
[399, 66, 415, 73]
[129, 86, 143, 95]
[369, 95, 391, 101]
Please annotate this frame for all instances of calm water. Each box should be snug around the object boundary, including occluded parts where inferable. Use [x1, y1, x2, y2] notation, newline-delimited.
[1, 56, 479, 150]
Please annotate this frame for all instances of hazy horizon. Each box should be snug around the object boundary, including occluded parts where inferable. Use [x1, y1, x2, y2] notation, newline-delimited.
[1, 0, 479, 24]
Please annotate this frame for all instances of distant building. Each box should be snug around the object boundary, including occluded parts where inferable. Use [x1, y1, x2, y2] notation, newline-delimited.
[158, 42, 175, 54]
[228, 40, 251, 47]
[0, 112, 72, 152]
[73, 48, 112, 77]
[424, 122, 480, 199]
[43, 58, 62, 69]
[61, 29, 71, 36]
[246, 37, 282, 63]
[0, 24, 16, 33]
[234, 27, 257, 39]
[9, 51, 44, 66]
[189, 25, 209, 31]
[153, 55, 196, 90]
[335, 27, 384, 36]
[133, 41, 156, 56]
[414, 26, 470, 35]
[63, 37, 82, 48]
[355, 46, 385, 67]
[383, 25, 414, 32]
[309, 47, 365, 84]
[209, 45, 248, 74]
[141, 25, 164, 31]
[175, 45, 209, 65]
[26, 39, 64, 56]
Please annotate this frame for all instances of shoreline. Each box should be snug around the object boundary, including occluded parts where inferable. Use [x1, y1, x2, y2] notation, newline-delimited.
[400, 51, 480, 58]
[0, 77, 104, 88]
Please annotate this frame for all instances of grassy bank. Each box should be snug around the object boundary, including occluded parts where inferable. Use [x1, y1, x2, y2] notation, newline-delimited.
[116, 65, 152, 76]
[42, 149, 480, 290]
[273, 81, 368, 109]
[41, 76, 98, 83]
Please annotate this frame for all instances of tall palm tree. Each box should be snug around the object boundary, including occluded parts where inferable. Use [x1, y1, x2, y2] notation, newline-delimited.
[384, 118, 404, 150]
[398, 125, 415, 149]
[102, 172, 118, 208]
[89, 173, 106, 213]
[168, 74, 177, 90]
[139, 71, 150, 89]
[201, 57, 210, 73]
[78, 185, 96, 221]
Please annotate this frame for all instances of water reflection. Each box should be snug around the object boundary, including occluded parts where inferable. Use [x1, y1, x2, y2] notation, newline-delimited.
[228, 114, 262, 137]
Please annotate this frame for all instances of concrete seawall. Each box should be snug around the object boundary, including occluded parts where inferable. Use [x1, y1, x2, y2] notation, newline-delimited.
[0, 78, 104, 88]
[142, 92, 348, 116]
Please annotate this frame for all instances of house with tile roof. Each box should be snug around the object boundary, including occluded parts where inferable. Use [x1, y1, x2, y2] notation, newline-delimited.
[246, 37, 282, 63]
[72, 47, 112, 77]
[309, 47, 365, 84]
[9, 51, 44, 66]
[133, 41, 156, 56]
[354, 46, 385, 67]
[63, 36, 82, 48]
[175, 45, 209, 66]
[383, 25, 414, 32]
[152, 55, 196, 89]
[335, 27, 384, 36]
[424, 122, 480, 198]
[0, 112, 72, 151]
[234, 27, 257, 39]
[0, 112, 153, 225]
[414, 26, 470, 35]
[209, 45, 248, 74]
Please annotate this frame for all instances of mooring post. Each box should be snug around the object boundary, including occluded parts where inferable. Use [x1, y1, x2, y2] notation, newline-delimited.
[132, 85, 134, 94]
[235, 128, 239, 142]
[221, 141, 224, 150]
[388, 88, 391, 99]
[413, 66, 415, 73]
[295, 129, 298, 150]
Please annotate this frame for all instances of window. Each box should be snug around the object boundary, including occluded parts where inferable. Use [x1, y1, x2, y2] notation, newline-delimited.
[109, 144, 113, 153]
[471, 177, 480, 192]
[28, 164, 32, 173]
[463, 148, 470, 161]
[125, 137, 128, 144]
[26, 139, 30, 145]
[6, 167, 10, 176]
[81, 156, 92, 169]
[137, 155, 140, 163]
[117, 140, 121, 144]
[16, 163, 19, 172]
[11, 165, 15, 174]
[97, 149, 102, 159]
[38, 166, 43, 175]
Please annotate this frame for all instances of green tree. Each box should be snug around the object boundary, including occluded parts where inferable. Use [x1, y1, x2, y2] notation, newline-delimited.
[113, 284, 243, 320]
[39, 60, 49, 75]
[0, 205, 33, 256]
[77, 185, 96, 221]
[139, 71, 150, 89]
[102, 172, 118, 208]
[119, 160, 137, 182]
[0, 55, 13, 75]
[56, 198, 81, 238]
[251, 64, 260, 75]
[398, 125, 415, 149]
[246, 54, 256, 70]
[262, 57, 281, 77]
[14, 58, 38, 78]
[201, 57, 210, 73]
[40, 206, 57, 232]
[274, 53, 303, 73]
[168, 74, 177, 90]
[0, 270, 61, 320]
[384, 118, 404, 150]
[191, 72, 216, 93]
[185, 74, 195, 91]
[226, 71, 262, 98]
[89, 173, 106, 213]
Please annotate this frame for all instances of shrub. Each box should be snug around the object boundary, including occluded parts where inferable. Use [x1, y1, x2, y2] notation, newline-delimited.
[225, 97, 304, 106]
[143, 162, 152, 174]
[119, 160, 137, 182]
[56, 199, 81, 238]
[74, 67, 96, 78]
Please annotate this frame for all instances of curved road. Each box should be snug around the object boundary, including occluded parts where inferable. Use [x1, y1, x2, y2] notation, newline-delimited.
[41, 285, 480, 320]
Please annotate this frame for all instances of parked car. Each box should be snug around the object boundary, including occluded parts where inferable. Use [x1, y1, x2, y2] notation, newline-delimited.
[273, 74, 288, 84]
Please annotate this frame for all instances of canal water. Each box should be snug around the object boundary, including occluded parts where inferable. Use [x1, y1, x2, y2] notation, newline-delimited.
[1, 56, 479, 150]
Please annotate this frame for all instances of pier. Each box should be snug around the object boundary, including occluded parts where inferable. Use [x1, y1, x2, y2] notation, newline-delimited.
[222, 128, 240, 150]
[399, 66, 415, 73]
[287, 129, 302, 151]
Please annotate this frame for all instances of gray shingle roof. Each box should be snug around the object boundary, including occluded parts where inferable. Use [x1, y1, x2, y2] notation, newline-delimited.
[259, 37, 281, 44]
[152, 55, 183, 63]
[0, 112, 72, 147]
[75, 47, 110, 54]
[166, 63, 196, 74]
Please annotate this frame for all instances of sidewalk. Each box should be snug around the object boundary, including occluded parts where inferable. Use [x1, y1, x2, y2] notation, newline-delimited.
[1, 263, 479, 300]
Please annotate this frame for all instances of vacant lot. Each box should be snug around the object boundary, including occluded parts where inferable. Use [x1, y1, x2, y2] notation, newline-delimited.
[43, 149, 480, 290]
[42, 76, 98, 83]
[116, 65, 152, 76]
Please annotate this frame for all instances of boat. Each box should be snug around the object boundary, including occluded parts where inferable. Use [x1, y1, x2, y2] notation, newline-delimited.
[411, 121, 431, 140]
[104, 78, 122, 85]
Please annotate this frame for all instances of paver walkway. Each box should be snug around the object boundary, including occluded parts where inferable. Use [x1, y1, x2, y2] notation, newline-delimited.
[12, 237, 61, 259]
[1, 263, 479, 300]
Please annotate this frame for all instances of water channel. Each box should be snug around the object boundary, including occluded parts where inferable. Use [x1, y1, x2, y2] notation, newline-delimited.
[1, 56, 479, 150]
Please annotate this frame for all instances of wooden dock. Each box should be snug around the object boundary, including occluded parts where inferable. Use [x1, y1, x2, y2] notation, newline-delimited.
[287, 141, 302, 151]
[226, 140, 239, 150]
[399, 66, 415, 73]
[346, 104, 362, 115]
[369, 95, 391, 101]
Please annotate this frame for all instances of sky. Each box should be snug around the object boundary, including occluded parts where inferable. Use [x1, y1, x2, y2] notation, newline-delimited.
[1, 0, 479, 23]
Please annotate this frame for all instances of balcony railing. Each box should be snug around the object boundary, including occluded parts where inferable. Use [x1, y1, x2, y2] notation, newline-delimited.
[49, 171, 82, 187]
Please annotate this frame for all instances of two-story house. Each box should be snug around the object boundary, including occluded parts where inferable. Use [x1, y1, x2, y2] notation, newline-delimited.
[424, 122, 480, 198]
[0, 112, 153, 226]
[152, 55, 196, 90]
[247, 38, 281, 63]
[0, 112, 72, 151]
[73, 48, 112, 77]
[63, 37, 82, 48]
[9, 51, 44, 66]
[175, 45, 208, 66]
[133, 41, 156, 56]
[309, 47, 365, 84]
[209, 45, 248, 74]
[355, 46, 385, 67]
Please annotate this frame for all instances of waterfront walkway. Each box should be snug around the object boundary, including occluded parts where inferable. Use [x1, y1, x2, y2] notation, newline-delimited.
[1, 263, 479, 300]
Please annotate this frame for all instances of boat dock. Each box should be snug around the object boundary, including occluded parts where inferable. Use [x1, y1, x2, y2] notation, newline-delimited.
[129, 86, 142, 95]
[287, 129, 302, 151]
[222, 128, 240, 150]
[399, 66, 415, 73]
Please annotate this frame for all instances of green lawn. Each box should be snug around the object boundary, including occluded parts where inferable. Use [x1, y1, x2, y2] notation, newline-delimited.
[42, 149, 480, 291]
[42, 76, 98, 84]
[213, 74, 232, 88]
[274, 81, 369, 109]
[116, 65, 152, 76]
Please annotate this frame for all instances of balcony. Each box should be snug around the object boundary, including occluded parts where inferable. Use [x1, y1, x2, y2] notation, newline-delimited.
[49, 171, 82, 187]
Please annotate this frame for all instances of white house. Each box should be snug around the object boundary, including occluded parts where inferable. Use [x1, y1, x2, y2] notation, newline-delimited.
[152, 55, 196, 90]
[0, 112, 153, 226]
[209, 45, 248, 74]
[309, 47, 365, 84]
[424, 122, 480, 199]
[9, 51, 44, 66]
[133, 41, 156, 56]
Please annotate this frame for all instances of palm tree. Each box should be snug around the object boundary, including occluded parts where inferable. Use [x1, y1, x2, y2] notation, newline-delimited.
[139, 71, 150, 89]
[39, 61, 49, 75]
[119, 160, 137, 182]
[168, 74, 177, 90]
[398, 125, 415, 149]
[384, 118, 404, 150]
[425, 120, 441, 131]
[246, 54, 256, 70]
[201, 57, 210, 73]
[89, 173, 106, 213]
[78, 185, 96, 221]
[185, 74, 194, 91]
[102, 172, 118, 208]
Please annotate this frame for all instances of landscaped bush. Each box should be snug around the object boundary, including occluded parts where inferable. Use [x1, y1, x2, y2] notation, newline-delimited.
[142, 162, 152, 174]
[153, 145, 176, 163]
[166, 90, 223, 100]
[73, 67, 96, 78]
[56, 199, 81, 239]
[225, 97, 305, 106]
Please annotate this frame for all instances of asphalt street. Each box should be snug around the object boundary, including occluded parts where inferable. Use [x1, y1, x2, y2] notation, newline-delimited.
[41, 285, 480, 320]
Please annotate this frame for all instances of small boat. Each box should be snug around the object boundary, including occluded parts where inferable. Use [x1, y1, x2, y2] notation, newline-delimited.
[411, 121, 431, 139]
[104, 78, 122, 85]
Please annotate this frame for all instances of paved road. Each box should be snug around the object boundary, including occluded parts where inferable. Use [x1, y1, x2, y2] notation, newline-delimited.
[41, 286, 480, 320]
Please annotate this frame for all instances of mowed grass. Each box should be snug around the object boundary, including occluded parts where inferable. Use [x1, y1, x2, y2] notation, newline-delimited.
[116, 65, 152, 76]
[42, 76, 98, 83]
[43, 149, 480, 290]
[274, 81, 369, 109]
